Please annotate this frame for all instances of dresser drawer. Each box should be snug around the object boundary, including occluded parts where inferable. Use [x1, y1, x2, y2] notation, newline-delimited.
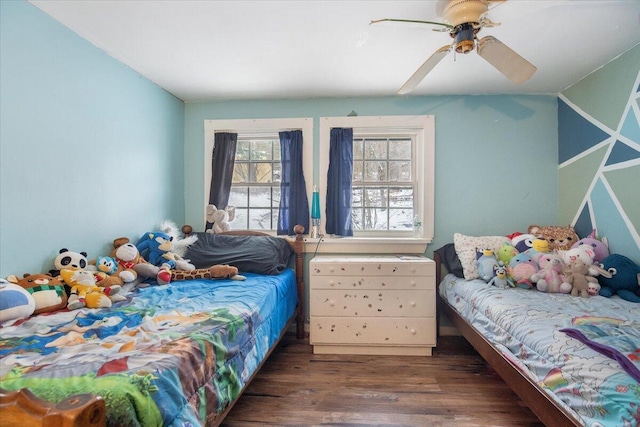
[311, 289, 435, 317]
[310, 274, 434, 291]
[310, 317, 436, 346]
[310, 257, 434, 277]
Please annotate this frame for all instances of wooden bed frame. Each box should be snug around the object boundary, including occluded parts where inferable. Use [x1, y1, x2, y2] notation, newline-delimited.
[434, 250, 583, 427]
[1, 225, 307, 427]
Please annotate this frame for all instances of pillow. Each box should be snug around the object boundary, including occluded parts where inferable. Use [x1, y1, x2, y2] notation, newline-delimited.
[185, 233, 294, 275]
[453, 233, 510, 280]
[434, 243, 464, 278]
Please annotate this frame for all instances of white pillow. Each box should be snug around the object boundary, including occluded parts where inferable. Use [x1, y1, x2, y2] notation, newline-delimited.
[453, 233, 510, 280]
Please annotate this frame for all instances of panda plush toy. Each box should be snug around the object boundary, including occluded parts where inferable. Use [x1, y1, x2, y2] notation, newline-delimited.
[49, 248, 96, 277]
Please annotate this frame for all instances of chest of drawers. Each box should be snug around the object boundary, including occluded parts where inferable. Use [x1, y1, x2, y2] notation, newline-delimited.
[309, 255, 436, 356]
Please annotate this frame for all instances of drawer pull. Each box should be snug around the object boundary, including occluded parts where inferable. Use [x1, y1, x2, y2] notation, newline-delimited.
[329, 300, 335, 306]
[410, 267, 416, 273]
[410, 301, 416, 307]
[410, 281, 417, 286]
[329, 267, 335, 273]
[410, 329, 417, 335]
[329, 280, 335, 286]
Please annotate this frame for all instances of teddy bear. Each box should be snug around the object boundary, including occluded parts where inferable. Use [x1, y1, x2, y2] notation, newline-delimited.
[531, 253, 571, 294]
[562, 259, 605, 298]
[60, 269, 124, 310]
[206, 204, 235, 234]
[528, 224, 579, 252]
[101, 236, 173, 286]
[6, 273, 68, 314]
[597, 254, 640, 302]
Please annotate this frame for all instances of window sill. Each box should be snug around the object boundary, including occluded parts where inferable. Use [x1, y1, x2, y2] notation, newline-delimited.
[303, 236, 430, 254]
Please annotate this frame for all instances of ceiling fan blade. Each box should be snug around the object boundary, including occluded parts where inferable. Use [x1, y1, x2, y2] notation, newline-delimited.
[476, 35, 536, 84]
[398, 45, 451, 95]
[370, 18, 453, 31]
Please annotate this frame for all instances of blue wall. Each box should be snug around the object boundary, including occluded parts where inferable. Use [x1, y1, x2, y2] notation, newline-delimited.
[185, 95, 559, 257]
[0, 1, 185, 276]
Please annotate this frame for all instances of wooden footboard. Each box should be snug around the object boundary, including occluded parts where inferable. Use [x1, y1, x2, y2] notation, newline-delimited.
[0, 388, 105, 427]
[434, 251, 582, 427]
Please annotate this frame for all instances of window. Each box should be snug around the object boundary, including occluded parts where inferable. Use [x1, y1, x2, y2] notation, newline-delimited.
[352, 135, 415, 232]
[229, 136, 281, 229]
[319, 116, 434, 243]
[204, 118, 313, 233]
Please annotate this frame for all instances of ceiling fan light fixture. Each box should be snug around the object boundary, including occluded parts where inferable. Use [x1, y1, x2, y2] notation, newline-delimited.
[453, 23, 477, 54]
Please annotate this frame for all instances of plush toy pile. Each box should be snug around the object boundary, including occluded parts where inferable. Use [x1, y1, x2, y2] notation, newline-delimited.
[472, 225, 640, 303]
[0, 220, 245, 326]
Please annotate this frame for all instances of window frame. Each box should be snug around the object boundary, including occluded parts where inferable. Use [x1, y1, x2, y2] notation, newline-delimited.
[204, 118, 313, 235]
[318, 115, 434, 253]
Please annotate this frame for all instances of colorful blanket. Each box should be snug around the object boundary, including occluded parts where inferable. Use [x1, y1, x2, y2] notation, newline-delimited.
[439, 273, 640, 427]
[0, 270, 297, 427]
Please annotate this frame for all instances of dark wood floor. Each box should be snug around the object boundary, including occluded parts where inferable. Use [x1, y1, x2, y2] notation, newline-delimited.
[221, 334, 544, 427]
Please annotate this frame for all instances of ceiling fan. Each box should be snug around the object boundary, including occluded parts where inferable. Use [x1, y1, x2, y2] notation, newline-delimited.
[371, 0, 537, 95]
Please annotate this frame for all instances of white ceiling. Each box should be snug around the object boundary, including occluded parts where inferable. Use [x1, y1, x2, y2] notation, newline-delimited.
[30, 0, 640, 102]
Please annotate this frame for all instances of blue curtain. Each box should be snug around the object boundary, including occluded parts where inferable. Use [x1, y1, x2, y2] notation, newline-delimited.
[206, 132, 237, 231]
[278, 130, 310, 235]
[325, 128, 353, 236]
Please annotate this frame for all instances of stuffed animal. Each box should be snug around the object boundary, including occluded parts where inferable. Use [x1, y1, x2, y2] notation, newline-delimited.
[507, 253, 538, 289]
[531, 254, 571, 294]
[561, 245, 597, 267]
[487, 263, 515, 289]
[6, 273, 67, 314]
[528, 225, 579, 252]
[572, 229, 609, 263]
[525, 238, 550, 262]
[0, 279, 36, 325]
[562, 259, 609, 298]
[92, 256, 125, 287]
[49, 248, 96, 277]
[497, 243, 519, 267]
[597, 254, 640, 302]
[158, 220, 198, 260]
[476, 248, 498, 282]
[170, 264, 245, 281]
[511, 233, 535, 253]
[206, 204, 235, 234]
[60, 269, 123, 310]
[137, 231, 194, 271]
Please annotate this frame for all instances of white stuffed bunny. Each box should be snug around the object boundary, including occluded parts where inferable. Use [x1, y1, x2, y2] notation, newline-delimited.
[206, 204, 235, 234]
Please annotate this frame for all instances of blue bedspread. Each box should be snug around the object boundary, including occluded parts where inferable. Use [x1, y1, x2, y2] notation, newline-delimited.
[0, 270, 297, 426]
[439, 273, 640, 427]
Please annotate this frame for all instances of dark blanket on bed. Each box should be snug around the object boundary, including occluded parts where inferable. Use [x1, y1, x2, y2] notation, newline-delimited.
[185, 232, 294, 275]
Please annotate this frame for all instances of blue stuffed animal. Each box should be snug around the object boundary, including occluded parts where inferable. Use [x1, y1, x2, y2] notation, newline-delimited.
[476, 248, 499, 282]
[137, 232, 176, 269]
[597, 254, 640, 303]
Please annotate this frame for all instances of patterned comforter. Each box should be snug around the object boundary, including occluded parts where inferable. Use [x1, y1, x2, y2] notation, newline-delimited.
[439, 273, 640, 427]
[0, 270, 297, 426]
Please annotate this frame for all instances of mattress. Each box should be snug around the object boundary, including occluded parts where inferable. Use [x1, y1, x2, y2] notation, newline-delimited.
[0, 270, 297, 426]
[439, 273, 640, 427]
